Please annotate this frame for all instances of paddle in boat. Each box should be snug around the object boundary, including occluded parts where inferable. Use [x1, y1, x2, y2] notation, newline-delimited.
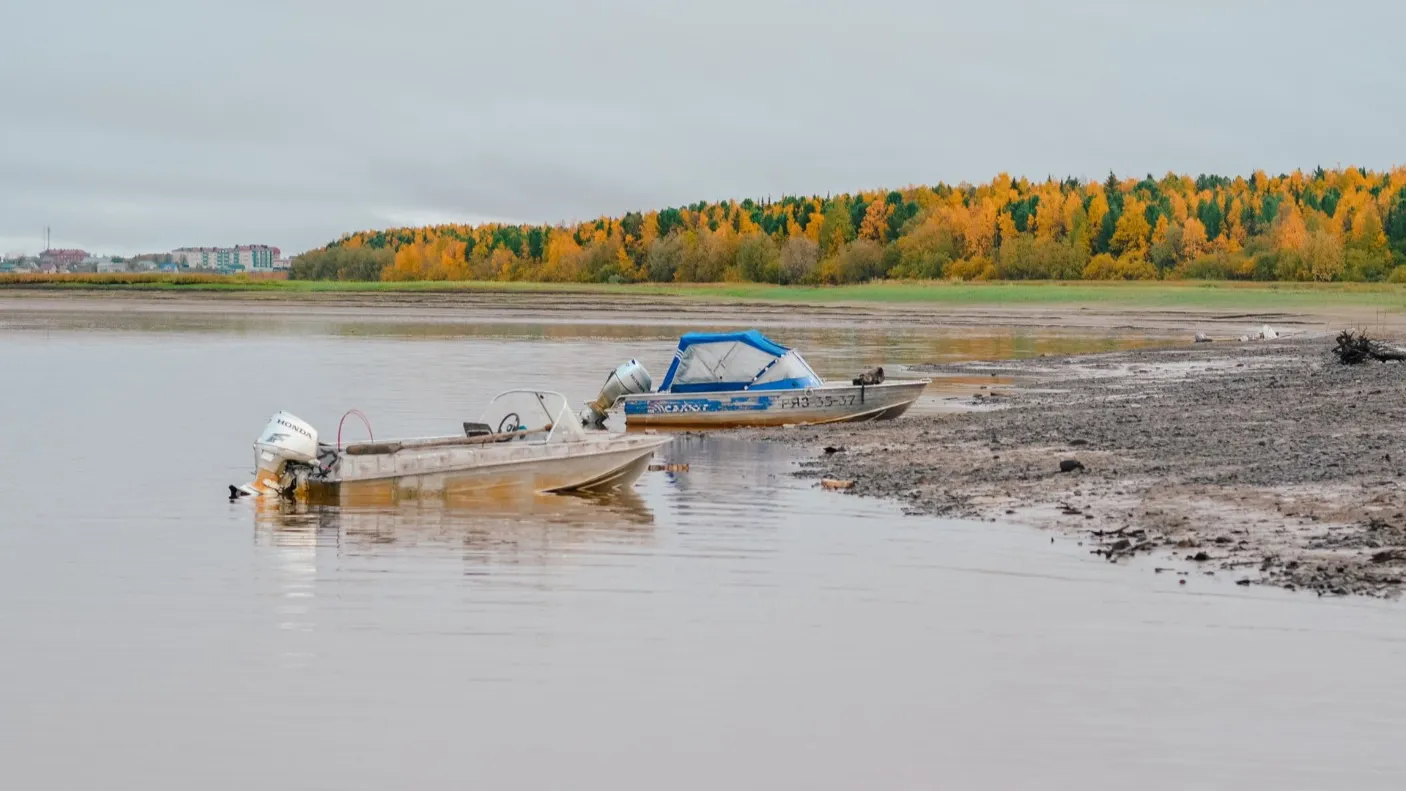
[582, 330, 929, 429]
[235, 390, 672, 503]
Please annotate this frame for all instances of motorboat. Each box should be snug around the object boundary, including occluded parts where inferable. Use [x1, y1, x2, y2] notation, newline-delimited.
[237, 390, 672, 503]
[582, 330, 929, 429]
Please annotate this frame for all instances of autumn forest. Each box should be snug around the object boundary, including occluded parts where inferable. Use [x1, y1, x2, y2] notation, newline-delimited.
[292, 168, 1406, 285]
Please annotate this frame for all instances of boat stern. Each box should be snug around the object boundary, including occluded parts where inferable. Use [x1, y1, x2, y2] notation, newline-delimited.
[244, 412, 321, 497]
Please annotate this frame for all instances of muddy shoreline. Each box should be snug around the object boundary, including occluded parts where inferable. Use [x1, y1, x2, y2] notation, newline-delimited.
[757, 335, 1406, 597]
[0, 292, 1396, 336]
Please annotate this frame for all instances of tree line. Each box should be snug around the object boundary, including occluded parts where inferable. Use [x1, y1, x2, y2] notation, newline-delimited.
[292, 168, 1406, 284]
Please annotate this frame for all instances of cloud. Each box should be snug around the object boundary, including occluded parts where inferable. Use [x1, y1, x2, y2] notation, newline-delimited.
[1, 0, 1402, 255]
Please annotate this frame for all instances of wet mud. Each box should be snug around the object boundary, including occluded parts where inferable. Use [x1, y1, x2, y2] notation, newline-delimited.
[758, 335, 1406, 598]
[0, 291, 1389, 335]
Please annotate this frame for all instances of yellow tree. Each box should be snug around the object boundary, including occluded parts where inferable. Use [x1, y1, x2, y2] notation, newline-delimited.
[1087, 190, 1110, 240]
[1305, 230, 1345, 281]
[1034, 190, 1065, 241]
[736, 208, 760, 236]
[1351, 204, 1388, 253]
[1061, 192, 1084, 237]
[543, 228, 583, 281]
[785, 213, 805, 240]
[1251, 170, 1269, 193]
[383, 243, 427, 281]
[1150, 215, 1171, 248]
[858, 200, 894, 242]
[802, 212, 824, 244]
[1110, 199, 1151, 257]
[990, 172, 1014, 203]
[441, 240, 469, 280]
[1271, 203, 1309, 253]
[489, 247, 520, 281]
[615, 245, 637, 281]
[1220, 200, 1245, 252]
[1336, 167, 1366, 194]
[1179, 217, 1208, 261]
[640, 211, 660, 248]
[995, 212, 1018, 253]
[966, 198, 998, 259]
[1287, 169, 1306, 196]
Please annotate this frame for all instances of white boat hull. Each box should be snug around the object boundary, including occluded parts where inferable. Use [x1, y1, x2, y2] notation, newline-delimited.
[254, 433, 672, 504]
[619, 380, 928, 429]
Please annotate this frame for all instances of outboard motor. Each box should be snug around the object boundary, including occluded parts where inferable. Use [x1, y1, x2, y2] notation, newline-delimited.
[581, 360, 652, 427]
[249, 411, 319, 495]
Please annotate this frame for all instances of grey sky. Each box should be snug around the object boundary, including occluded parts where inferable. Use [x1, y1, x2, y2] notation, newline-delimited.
[2, 0, 1402, 256]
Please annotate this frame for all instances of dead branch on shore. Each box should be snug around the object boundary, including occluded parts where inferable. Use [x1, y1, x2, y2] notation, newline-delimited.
[1091, 537, 1157, 562]
[1334, 330, 1406, 365]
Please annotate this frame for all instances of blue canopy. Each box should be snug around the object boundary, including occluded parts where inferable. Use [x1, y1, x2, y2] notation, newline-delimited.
[658, 330, 823, 393]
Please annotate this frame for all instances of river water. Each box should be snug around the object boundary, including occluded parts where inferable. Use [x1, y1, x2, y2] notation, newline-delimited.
[2, 300, 1403, 790]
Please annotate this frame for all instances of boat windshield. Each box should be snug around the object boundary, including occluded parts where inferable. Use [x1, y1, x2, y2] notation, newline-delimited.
[479, 390, 584, 443]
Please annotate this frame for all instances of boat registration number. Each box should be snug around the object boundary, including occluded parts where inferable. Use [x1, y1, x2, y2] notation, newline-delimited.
[779, 393, 858, 409]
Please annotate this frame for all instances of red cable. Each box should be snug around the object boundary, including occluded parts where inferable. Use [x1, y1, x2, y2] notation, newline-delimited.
[336, 409, 373, 450]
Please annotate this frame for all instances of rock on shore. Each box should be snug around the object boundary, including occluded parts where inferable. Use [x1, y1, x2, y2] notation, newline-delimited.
[755, 336, 1406, 598]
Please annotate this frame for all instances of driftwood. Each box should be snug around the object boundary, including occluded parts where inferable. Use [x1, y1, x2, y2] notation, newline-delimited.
[1091, 536, 1156, 562]
[1333, 330, 1406, 365]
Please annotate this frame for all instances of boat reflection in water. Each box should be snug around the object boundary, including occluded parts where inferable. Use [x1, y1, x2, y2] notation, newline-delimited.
[251, 483, 655, 563]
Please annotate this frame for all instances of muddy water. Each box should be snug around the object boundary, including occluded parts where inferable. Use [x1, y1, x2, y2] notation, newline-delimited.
[2, 304, 1404, 790]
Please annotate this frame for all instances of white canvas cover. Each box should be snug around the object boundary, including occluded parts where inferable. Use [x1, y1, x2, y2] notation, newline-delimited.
[659, 330, 823, 393]
[672, 341, 783, 388]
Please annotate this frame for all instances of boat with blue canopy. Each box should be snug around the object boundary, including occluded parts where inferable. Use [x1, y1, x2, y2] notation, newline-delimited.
[588, 330, 928, 428]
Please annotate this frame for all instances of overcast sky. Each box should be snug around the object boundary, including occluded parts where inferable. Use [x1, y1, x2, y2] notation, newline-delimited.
[2, 0, 1402, 256]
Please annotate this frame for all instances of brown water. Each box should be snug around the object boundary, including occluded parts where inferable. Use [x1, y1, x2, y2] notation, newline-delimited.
[2, 304, 1404, 790]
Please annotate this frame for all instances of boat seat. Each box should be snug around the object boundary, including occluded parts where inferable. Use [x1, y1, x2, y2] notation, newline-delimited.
[462, 422, 493, 438]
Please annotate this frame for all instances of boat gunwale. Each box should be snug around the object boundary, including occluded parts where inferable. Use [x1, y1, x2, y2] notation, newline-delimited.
[615, 380, 927, 428]
[613, 378, 930, 406]
[320, 433, 673, 486]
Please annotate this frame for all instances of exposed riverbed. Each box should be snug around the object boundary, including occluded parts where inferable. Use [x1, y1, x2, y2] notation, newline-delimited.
[763, 335, 1406, 597]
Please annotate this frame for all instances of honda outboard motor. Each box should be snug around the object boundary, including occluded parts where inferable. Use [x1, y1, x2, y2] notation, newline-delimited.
[247, 411, 319, 495]
[581, 360, 652, 427]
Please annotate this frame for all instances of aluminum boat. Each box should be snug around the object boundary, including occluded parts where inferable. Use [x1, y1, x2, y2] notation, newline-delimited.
[588, 330, 928, 429]
[238, 390, 672, 503]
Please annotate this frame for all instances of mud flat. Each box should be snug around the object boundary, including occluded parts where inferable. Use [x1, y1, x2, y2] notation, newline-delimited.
[1, 291, 1401, 336]
[761, 334, 1406, 597]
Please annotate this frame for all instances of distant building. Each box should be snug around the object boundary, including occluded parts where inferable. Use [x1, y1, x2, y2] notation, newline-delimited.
[272, 257, 292, 270]
[38, 248, 89, 271]
[171, 244, 281, 271]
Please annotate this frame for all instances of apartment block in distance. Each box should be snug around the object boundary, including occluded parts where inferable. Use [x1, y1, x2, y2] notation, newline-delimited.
[37, 248, 90, 271]
[171, 244, 281, 271]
